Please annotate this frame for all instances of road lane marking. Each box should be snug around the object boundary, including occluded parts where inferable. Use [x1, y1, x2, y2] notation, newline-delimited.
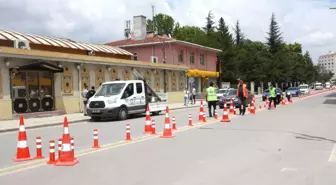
[328, 144, 336, 162]
[281, 168, 298, 172]
[0, 91, 333, 176]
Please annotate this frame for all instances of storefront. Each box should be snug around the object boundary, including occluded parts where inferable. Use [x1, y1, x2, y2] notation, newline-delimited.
[186, 69, 219, 92]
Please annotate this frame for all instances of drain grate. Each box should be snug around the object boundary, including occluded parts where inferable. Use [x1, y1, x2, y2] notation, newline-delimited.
[323, 99, 336, 104]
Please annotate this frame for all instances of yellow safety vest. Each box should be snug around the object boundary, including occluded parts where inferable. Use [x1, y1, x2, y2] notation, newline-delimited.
[207, 87, 217, 101]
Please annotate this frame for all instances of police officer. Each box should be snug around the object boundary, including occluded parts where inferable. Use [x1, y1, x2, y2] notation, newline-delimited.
[268, 84, 277, 109]
[205, 82, 217, 117]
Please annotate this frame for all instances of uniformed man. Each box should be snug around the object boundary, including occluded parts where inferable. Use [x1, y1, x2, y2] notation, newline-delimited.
[205, 81, 217, 117]
[268, 84, 277, 109]
[236, 80, 248, 115]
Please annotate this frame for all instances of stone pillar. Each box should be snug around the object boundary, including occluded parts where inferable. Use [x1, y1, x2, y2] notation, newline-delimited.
[250, 82, 255, 94]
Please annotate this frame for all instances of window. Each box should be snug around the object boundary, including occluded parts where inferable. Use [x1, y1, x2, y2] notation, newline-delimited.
[95, 83, 126, 96]
[136, 83, 143, 94]
[178, 50, 184, 63]
[189, 52, 195, 64]
[133, 53, 138, 61]
[200, 53, 205, 65]
[122, 83, 134, 98]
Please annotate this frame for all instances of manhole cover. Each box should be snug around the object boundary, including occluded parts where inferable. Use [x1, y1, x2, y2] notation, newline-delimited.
[323, 99, 336, 104]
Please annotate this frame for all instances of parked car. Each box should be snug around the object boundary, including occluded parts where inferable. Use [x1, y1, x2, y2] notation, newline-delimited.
[298, 84, 309, 95]
[285, 87, 300, 97]
[262, 88, 282, 104]
[216, 88, 228, 104]
[218, 88, 253, 109]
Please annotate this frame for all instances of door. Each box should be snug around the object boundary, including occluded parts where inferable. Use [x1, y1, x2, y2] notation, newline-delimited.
[121, 82, 137, 113]
[135, 82, 147, 112]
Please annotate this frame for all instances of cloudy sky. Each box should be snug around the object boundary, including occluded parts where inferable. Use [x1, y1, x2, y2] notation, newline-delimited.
[0, 0, 335, 62]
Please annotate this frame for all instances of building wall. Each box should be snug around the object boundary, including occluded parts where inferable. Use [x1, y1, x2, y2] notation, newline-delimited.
[318, 54, 336, 78]
[122, 43, 217, 71]
[0, 57, 185, 119]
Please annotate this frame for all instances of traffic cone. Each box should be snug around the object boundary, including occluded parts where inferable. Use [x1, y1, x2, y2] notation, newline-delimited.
[247, 104, 251, 112]
[250, 100, 256, 114]
[282, 97, 286, 105]
[214, 110, 218, 119]
[125, 124, 132, 141]
[13, 116, 34, 162]
[92, 128, 100, 148]
[54, 117, 79, 166]
[233, 109, 237, 115]
[144, 106, 152, 133]
[35, 136, 44, 159]
[47, 140, 56, 165]
[151, 120, 156, 135]
[221, 101, 231, 122]
[160, 106, 174, 138]
[172, 116, 177, 130]
[70, 137, 78, 161]
[188, 114, 193, 126]
[229, 99, 234, 114]
[290, 95, 293, 103]
[259, 105, 262, 110]
[199, 101, 204, 121]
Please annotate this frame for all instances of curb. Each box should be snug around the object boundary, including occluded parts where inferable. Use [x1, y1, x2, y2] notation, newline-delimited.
[0, 105, 201, 133]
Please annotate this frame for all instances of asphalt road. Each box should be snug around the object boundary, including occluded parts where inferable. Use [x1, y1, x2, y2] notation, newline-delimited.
[2, 93, 332, 184]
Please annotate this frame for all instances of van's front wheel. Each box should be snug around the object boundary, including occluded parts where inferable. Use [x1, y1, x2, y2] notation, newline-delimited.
[118, 107, 128, 120]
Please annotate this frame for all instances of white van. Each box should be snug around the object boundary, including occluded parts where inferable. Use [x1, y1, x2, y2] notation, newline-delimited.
[86, 79, 167, 121]
[325, 82, 331, 89]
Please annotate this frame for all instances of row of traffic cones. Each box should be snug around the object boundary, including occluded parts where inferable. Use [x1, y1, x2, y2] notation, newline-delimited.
[13, 116, 79, 166]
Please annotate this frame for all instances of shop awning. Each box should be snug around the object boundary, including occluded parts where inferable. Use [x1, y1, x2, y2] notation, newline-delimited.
[13, 62, 64, 73]
[186, 69, 219, 78]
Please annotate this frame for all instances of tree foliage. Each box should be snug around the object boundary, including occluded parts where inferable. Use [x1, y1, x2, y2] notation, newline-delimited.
[147, 11, 334, 86]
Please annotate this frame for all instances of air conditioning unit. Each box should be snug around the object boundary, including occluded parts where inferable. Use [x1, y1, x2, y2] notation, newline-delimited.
[150, 56, 158, 63]
[87, 50, 95, 56]
[14, 39, 30, 50]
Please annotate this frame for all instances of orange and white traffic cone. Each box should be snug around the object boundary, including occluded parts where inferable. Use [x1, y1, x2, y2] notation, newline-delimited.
[214, 110, 218, 119]
[250, 100, 256, 114]
[290, 95, 293, 103]
[188, 114, 193, 126]
[70, 137, 77, 161]
[259, 105, 262, 110]
[151, 120, 156, 135]
[144, 106, 152, 133]
[221, 101, 231, 122]
[282, 97, 286, 105]
[199, 101, 204, 121]
[233, 109, 237, 115]
[125, 124, 132, 141]
[54, 117, 79, 166]
[92, 128, 100, 148]
[161, 106, 174, 138]
[35, 136, 44, 159]
[47, 140, 56, 164]
[247, 104, 251, 112]
[229, 99, 234, 114]
[13, 116, 34, 162]
[172, 116, 177, 130]
[202, 112, 206, 123]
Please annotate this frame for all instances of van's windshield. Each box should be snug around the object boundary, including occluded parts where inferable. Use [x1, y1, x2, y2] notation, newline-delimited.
[95, 83, 126, 97]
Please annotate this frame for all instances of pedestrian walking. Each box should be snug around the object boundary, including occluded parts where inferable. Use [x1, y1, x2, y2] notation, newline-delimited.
[205, 82, 217, 117]
[184, 88, 189, 106]
[236, 80, 248, 115]
[191, 85, 196, 104]
[82, 85, 89, 116]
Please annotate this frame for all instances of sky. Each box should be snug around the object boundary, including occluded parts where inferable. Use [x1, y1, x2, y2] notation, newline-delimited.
[0, 0, 335, 62]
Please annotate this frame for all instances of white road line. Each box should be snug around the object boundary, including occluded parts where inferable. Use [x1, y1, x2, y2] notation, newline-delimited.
[281, 168, 298, 172]
[328, 144, 336, 162]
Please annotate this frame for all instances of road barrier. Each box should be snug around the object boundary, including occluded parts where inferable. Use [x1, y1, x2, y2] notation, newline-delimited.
[9, 88, 335, 168]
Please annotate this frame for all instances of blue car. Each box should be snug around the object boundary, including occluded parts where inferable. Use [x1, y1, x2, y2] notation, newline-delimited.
[285, 87, 300, 97]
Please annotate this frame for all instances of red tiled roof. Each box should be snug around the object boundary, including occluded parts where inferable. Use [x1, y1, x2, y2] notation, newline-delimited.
[105, 35, 176, 46]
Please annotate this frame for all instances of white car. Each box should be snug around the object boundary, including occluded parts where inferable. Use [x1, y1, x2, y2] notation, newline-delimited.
[298, 84, 309, 94]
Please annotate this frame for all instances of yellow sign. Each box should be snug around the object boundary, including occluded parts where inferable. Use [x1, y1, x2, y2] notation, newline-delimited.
[186, 70, 219, 78]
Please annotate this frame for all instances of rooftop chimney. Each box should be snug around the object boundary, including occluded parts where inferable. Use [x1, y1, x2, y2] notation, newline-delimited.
[133, 15, 147, 40]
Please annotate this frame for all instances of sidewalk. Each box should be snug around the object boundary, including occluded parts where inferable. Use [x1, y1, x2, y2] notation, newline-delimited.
[0, 101, 206, 133]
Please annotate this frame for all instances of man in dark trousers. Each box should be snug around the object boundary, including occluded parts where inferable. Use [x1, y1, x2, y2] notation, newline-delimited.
[205, 82, 217, 117]
[236, 80, 248, 115]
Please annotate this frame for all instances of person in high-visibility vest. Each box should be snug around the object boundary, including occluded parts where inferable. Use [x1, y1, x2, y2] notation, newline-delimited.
[205, 81, 217, 117]
[236, 80, 248, 115]
[268, 84, 277, 110]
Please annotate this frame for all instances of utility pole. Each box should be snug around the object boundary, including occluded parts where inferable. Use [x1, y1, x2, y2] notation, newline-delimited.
[152, 5, 155, 34]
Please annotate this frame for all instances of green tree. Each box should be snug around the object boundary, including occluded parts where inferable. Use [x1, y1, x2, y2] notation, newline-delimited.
[146, 13, 177, 36]
[203, 11, 216, 34]
[266, 13, 283, 54]
[234, 20, 244, 46]
[174, 26, 207, 46]
[217, 17, 233, 51]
